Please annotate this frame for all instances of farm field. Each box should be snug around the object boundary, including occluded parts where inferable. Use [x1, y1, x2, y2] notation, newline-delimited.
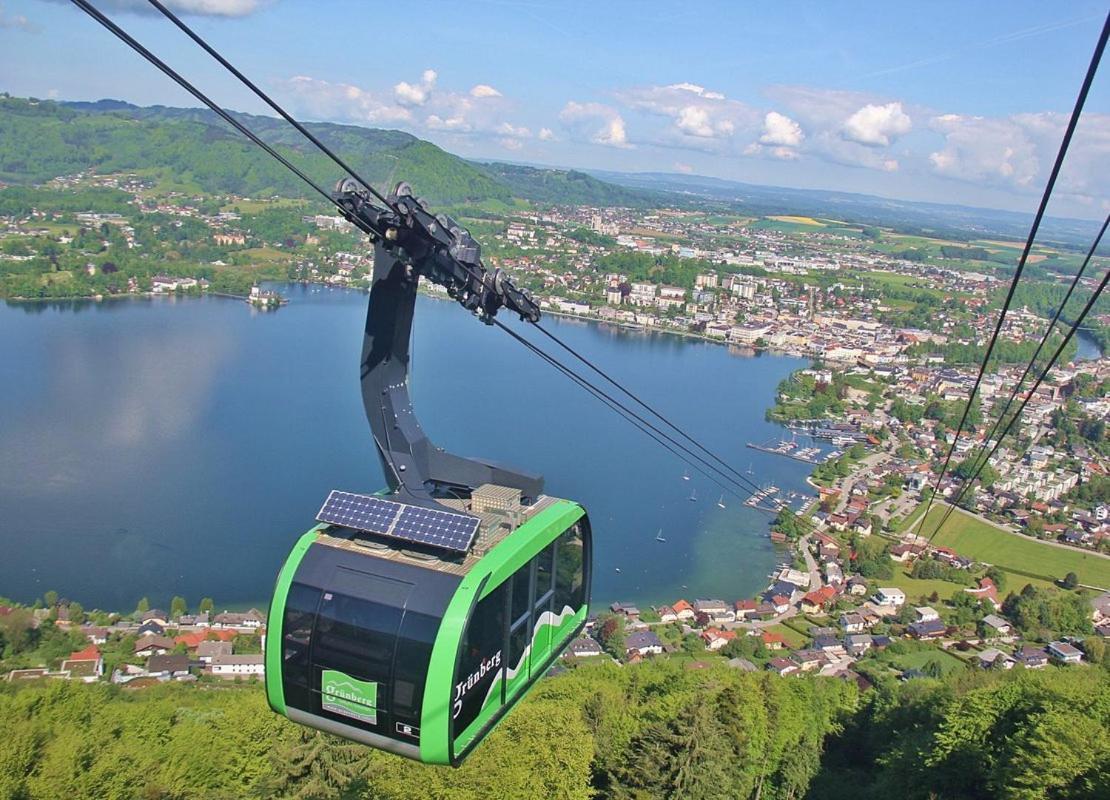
[916, 506, 1110, 588]
[767, 215, 825, 226]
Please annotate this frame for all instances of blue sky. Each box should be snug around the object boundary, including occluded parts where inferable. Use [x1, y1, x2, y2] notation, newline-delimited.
[1, 0, 1108, 218]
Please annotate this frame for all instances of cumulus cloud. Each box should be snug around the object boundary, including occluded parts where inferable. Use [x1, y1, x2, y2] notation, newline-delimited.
[762, 86, 915, 170]
[928, 113, 1051, 188]
[842, 102, 912, 146]
[538, 127, 555, 141]
[282, 71, 534, 150]
[45, 0, 268, 16]
[470, 84, 502, 98]
[616, 82, 756, 146]
[759, 111, 804, 147]
[923, 109, 1110, 201]
[559, 101, 630, 147]
[394, 69, 436, 107]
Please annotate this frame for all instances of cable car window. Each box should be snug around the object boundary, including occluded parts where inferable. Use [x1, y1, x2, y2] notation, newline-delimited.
[554, 524, 585, 612]
[535, 543, 554, 600]
[314, 589, 404, 686]
[392, 610, 439, 725]
[510, 563, 532, 626]
[281, 582, 321, 709]
[455, 582, 507, 735]
[508, 619, 529, 678]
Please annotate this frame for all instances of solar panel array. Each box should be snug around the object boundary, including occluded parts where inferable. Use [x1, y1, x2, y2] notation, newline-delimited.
[316, 490, 480, 554]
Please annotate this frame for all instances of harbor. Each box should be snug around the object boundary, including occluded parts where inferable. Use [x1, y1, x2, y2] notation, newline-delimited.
[744, 483, 815, 516]
[747, 435, 840, 464]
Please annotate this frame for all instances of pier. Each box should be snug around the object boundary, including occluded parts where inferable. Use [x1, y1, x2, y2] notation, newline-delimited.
[747, 436, 839, 464]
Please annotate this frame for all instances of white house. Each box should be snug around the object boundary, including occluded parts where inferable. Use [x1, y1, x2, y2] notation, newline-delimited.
[209, 654, 265, 677]
[914, 606, 940, 623]
[872, 588, 906, 608]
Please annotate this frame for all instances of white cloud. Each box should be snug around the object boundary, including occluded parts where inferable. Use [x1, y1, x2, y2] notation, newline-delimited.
[759, 111, 803, 147]
[842, 102, 912, 146]
[616, 82, 756, 146]
[559, 101, 630, 148]
[538, 127, 555, 141]
[674, 161, 694, 173]
[927, 112, 1043, 188]
[495, 121, 531, 138]
[282, 72, 534, 149]
[394, 70, 436, 107]
[285, 75, 413, 124]
[763, 86, 916, 171]
[470, 84, 502, 98]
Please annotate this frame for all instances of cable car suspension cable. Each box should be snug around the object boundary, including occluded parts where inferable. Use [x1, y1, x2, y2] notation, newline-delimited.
[493, 319, 763, 502]
[914, 11, 1109, 538]
[141, 0, 400, 215]
[925, 226, 1109, 545]
[68, 0, 346, 215]
[72, 0, 830, 538]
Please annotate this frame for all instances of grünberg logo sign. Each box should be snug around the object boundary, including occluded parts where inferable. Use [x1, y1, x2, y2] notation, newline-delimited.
[321, 669, 378, 725]
[452, 650, 502, 719]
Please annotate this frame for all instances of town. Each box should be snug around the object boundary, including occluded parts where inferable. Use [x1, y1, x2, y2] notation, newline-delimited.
[2, 168, 1108, 687]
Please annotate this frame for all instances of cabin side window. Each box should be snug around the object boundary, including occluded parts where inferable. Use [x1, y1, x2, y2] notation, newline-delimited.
[281, 582, 321, 710]
[554, 523, 586, 612]
[391, 610, 439, 731]
[454, 582, 507, 735]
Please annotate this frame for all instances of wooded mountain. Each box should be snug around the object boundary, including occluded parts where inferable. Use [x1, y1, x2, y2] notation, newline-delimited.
[0, 95, 656, 208]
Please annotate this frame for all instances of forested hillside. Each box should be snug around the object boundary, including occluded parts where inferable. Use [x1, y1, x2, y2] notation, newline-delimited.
[474, 162, 659, 207]
[1, 659, 1106, 800]
[0, 95, 658, 209]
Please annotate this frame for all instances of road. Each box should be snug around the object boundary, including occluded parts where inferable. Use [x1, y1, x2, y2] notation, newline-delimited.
[734, 534, 823, 631]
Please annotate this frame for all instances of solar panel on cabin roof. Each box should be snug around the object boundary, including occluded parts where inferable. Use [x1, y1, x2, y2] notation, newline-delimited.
[392, 505, 480, 553]
[316, 491, 401, 534]
[315, 490, 480, 553]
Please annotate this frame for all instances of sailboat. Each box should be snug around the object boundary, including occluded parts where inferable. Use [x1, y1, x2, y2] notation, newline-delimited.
[655, 528, 667, 543]
[747, 462, 754, 475]
[717, 494, 726, 509]
[688, 487, 697, 502]
[682, 468, 690, 481]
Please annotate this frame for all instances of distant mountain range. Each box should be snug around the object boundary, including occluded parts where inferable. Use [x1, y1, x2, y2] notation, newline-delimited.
[586, 170, 1103, 248]
[0, 94, 1100, 247]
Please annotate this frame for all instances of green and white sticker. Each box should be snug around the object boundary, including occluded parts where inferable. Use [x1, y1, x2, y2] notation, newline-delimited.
[321, 669, 378, 724]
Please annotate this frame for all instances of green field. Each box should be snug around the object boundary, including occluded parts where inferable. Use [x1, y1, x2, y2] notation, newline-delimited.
[889, 647, 967, 676]
[918, 505, 1110, 589]
[884, 565, 967, 605]
[764, 623, 809, 649]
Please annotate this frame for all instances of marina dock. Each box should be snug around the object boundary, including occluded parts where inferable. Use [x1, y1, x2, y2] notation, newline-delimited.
[747, 437, 839, 464]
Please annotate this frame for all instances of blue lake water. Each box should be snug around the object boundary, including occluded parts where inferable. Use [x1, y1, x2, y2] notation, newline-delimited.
[0, 284, 818, 611]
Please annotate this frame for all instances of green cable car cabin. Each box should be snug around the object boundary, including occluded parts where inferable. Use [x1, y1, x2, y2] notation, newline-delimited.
[266, 182, 593, 765]
[265, 486, 591, 765]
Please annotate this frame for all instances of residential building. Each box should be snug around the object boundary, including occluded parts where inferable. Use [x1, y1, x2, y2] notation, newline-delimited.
[209, 654, 265, 676]
[1047, 641, 1083, 664]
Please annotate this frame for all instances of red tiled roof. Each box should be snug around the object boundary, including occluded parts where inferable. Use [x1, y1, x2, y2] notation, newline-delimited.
[672, 599, 693, 613]
[69, 644, 101, 661]
[761, 632, 787, 645]
[174, 630, 236, 649]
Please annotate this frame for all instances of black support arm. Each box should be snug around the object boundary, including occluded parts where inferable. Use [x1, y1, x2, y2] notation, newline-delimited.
[341, 181, 545, 506]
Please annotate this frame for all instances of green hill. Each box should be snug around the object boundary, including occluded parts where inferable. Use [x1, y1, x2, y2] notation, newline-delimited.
[0, 95, 510, 206]
[0, 95, 658, 209]
[474, 161, 660, 206]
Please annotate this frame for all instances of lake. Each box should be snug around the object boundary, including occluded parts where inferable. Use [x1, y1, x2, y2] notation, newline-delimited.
[0, 284, 817, 612]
